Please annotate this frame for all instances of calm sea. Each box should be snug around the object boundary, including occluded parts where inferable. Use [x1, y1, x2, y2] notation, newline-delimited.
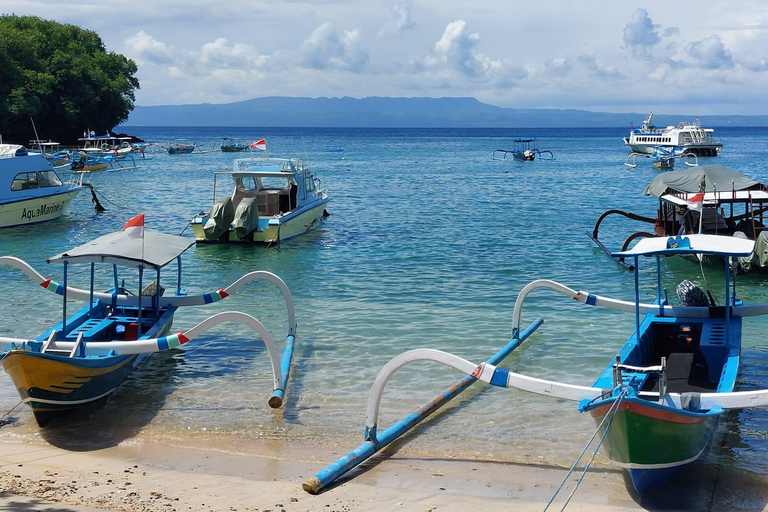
[2, 126, 768, 488]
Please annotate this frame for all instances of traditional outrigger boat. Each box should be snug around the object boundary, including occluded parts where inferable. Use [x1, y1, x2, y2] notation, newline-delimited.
[305, 234, 768, 495]
[590, 164, 768, 272]
[624, 145, 698, 170]
[221, 137, 248, 152]
[0, 144, 84, 229]
[164, 139, 199, 155]
[0, 219, 297, 426]
[191, 155, 330, 244]
[492, 138, 555, 161]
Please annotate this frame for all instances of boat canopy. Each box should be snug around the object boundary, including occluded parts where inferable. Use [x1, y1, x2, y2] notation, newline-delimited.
[47, 230, 195, 269]
[0, 144, 28, 157]
[613, 234, 755, 258]
[644, 165, 763, 198]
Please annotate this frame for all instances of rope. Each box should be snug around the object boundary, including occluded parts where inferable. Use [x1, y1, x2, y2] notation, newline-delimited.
[543, 389, 628, 512]
[0, 400, 23, 426]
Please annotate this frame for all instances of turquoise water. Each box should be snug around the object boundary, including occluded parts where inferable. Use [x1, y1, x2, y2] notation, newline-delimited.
[1, 126, 768, 482]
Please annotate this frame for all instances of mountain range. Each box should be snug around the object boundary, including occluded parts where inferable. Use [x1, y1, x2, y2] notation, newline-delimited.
[123, 97, 768, 128]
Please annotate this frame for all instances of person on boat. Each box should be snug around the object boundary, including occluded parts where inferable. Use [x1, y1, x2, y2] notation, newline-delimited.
[288, 180, 297, 211]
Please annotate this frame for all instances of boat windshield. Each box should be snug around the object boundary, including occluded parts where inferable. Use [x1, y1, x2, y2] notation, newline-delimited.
[261, 176, 289, 190]
[39, 170, 63, 187]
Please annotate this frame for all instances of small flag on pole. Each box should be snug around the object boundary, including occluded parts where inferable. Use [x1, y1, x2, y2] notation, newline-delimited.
[123, 213, 145, 238]
[687, 191, 704, 211]
[250, 139, 267, 151]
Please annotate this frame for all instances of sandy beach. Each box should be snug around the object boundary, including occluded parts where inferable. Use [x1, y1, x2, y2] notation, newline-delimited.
[1, 435, 765, 512]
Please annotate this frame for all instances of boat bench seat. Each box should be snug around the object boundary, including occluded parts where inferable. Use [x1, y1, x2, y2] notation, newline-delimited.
[65, 318, 116, 341]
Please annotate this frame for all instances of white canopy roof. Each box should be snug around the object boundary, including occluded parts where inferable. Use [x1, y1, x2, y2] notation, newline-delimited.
[613, 234, 755, 258]
[47, 230, 195, 269]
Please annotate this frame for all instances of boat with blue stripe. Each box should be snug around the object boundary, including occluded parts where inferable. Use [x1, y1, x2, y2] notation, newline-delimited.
[305, 233, 768, 497]
[0, 223, 298, 426]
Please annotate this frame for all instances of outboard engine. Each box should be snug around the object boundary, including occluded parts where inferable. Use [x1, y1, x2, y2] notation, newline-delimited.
[676, 279, 709, 307]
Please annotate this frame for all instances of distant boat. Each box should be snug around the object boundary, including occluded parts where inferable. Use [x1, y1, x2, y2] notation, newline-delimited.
[221, 137, 248, 152]
[164, 139, 198, 154]
[624, 112, 722, 157]
[327, 148, 344, 152]
[0, 144, 83, 228]
[492, 138, 555, 161]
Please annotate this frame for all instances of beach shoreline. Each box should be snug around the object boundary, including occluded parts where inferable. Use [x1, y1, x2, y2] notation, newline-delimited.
[0, 435, 647, 512]
[3, 434, 761, 511]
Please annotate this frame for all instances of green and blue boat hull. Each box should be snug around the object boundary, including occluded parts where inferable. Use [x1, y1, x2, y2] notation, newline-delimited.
[585, 397, 721, 493]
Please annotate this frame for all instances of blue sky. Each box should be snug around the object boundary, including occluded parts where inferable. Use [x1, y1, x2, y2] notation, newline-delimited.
[5, 1, 768, 114]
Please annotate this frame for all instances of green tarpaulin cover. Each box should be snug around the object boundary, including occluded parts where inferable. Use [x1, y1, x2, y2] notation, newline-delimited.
[644, 165, 761, 198]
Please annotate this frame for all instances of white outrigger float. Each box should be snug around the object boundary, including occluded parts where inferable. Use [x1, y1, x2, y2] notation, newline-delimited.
[305, 234, 768, 496]
[0, 221, 297, 426]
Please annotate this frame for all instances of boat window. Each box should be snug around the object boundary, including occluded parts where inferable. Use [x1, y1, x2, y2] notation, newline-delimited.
[304, 174, 315, 193]
[261, 177, 286, 190]
[240, 176, 257, 191]
[11, 172, 38, 191]
[38, 170, 62, 187]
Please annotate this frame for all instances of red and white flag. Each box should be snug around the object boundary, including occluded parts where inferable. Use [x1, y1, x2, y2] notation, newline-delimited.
[687, 191, 704, 211]
[250, 139, 266, 151]
[123, 213, 145, 239]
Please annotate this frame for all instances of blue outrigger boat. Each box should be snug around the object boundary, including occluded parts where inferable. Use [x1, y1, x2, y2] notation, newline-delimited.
[305, 233, 768, 496]
[0, 224, 297, 426]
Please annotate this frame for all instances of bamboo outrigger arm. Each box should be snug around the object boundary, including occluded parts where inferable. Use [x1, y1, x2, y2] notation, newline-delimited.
[0, 257, 296, 338]
[364, 349, 604, 431]
[507, 279, 768, 335]
[0, 311, 288, 407]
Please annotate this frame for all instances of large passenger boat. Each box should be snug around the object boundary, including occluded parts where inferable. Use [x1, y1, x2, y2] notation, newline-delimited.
[624, 112, 722, 156]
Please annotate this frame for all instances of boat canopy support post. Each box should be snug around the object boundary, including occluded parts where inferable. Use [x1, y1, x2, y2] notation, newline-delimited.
[301, 317, 543, 495]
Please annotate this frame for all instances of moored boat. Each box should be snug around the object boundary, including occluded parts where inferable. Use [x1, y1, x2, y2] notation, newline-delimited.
[0, 217, 298, 426]
[191, 154, 330, 244]
[0, 144, 83, 228]
[309, 234, 768, 496]
[492, 138, 555, 161]
[625, 112, 722, 157]
[221, 137, 248, 152]
[590, 164, 768, 272]
[164, 139, 198, 154]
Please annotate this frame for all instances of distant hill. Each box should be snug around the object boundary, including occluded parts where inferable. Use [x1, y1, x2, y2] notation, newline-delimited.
[122, 97, 768, 128]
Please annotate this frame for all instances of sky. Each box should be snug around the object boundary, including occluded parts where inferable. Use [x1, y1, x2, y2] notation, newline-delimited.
[5, 1, 768, 115]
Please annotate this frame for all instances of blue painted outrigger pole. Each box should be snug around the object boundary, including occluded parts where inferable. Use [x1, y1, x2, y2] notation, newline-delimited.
[302, 317, 544, 494]
[268, 331, 296, 408]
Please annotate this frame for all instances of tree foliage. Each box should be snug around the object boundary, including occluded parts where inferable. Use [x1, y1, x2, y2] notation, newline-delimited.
[0, 15, 139, 144]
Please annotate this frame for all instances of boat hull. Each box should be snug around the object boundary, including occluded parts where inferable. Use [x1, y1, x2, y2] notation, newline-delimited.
[1, 312, 174, 426]
[587, 398, 720, 493]
[192, 199, 329, 244]
[0, 189, 80, 228]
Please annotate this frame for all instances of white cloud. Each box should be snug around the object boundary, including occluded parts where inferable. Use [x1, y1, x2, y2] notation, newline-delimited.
[124, 31, 174, 65]
[425, 20, 501, 78]
[542, 57, 573, 77]
[200, 38, 264, 68]
[686, 35, 735, 69]
[379, 0, 414, 37]
[299, 23, 369, 71]
[623, 8, 660, 58]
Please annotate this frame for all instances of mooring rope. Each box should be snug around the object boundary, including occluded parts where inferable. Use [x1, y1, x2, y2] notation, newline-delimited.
[543, 388, 628, 512]
[0, 400, 23, 427]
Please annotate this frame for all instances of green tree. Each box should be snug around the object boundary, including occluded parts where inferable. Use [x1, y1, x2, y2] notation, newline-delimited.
[0, 15, 139, 144]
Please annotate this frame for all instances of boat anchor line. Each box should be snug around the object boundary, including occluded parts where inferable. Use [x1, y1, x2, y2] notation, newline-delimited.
[544, 388, 628, 512]
[0, 311, 290, 409]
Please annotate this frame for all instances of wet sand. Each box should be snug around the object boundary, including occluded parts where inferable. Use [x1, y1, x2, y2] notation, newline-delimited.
[3, 436, 764, 512]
